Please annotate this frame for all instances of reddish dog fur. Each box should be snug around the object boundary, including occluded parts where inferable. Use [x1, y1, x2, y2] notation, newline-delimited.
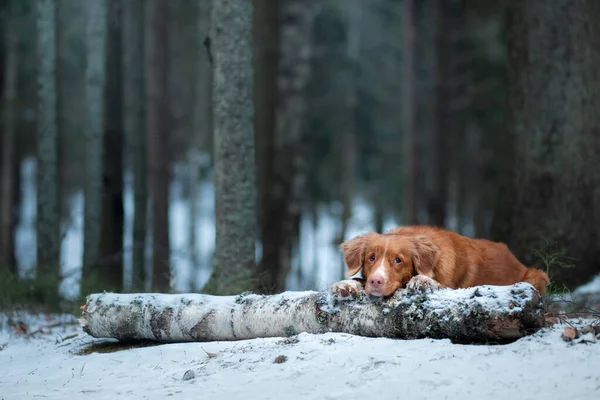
[337, 225, 550, 297]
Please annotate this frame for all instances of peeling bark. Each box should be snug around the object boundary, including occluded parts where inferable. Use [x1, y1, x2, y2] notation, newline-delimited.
[81, 282, 546, 344]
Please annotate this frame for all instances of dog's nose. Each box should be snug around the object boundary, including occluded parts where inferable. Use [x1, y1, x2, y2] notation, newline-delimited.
[369, 275, 385, 288]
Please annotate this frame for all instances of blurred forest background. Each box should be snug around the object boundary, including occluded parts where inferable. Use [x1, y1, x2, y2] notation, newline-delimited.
[1, 0, 599, 309]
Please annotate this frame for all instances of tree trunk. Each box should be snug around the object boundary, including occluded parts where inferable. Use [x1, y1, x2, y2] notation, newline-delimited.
[506, 0, 600, 289]
[310, 206, 319, 288]
[187, 150, 200, 282]
[146, 0, 171, 292]
[337, 0, 361, 279]
[82, 0, 108, 294]
[490, 6, 515, 243]
[123, 0, 147, 291]
[202, 0, 257, 295]
[80, 282, 546, 344]
[402, 0, 419, 225]
[254, 0, 280, 291]
[1, 2, 18, 271]
[374, 207, 384, 234]
[36, 0, 61, 285]
[99, 0, 125, 292]
[188, 0, 213, 280]
[446, 1, 470, 235]
[254, 0, 280, 239]
[414, 0, 437, 227]
[257, 0, 316, 294]
[338, 201, 351, 280]
[419, 0, 451, 228]
[429, 0, 462, 228]
[55, 0, 65, 237]
[470, 123, 488, 238]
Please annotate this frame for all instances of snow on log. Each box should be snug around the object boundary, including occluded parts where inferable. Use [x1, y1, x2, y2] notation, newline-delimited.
[79, 282, 546, 343]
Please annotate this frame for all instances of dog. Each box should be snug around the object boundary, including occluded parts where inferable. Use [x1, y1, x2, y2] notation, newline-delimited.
[330, 225, 550, 297]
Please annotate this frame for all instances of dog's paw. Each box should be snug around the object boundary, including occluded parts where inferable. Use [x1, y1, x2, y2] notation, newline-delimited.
[330, 279, 363, 298]
[406, 275, 441, 293]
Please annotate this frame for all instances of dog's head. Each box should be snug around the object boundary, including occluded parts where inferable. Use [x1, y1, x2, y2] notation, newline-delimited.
[340, 232, 440, 297]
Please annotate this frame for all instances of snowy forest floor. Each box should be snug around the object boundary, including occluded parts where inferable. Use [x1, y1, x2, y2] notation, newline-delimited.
[1, 300, 599, 400]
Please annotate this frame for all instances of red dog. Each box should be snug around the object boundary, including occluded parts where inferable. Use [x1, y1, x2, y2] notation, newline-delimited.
[331, 225, 550, 297]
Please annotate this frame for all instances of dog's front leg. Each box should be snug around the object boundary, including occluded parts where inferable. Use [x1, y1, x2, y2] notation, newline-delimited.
[406, 275, 444, 293]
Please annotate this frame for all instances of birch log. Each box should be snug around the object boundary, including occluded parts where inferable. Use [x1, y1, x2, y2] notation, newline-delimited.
[80, 282, 546, 343]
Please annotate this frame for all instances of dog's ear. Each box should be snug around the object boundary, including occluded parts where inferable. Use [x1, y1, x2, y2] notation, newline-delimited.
[340, 232, 377, 278]
[410, 234, 440, 276]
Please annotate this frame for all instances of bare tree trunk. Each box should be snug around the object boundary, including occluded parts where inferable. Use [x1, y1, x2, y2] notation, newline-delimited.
[257, 0, 316, 294]
[82, 0, 108, 293]
[506, 0, 600, 289]
[80, 282, 546, 343]
[309, 206, 319, 288]
[470, 123, 487, 238]
[123, 0, 147, 291]
[1, 2, 18, 271]
[99, 0, 125, 292]
[254, 0, 280, 288]
[418, 0, 449, 228]
[202, 0, 257, 295]
[490, 7, 515, 243]
[187, 150, 200, 279]
[188, 0, 213, 279]
[146, 0, 171, 292]
[430, 0, 453, 228]
[36, 0, 61, 286]
[414, 0, 437, 227]
[55, 0, 66, 238]
[337, 0, 361, 279]
[448, 1, 470, 235]
[431, 0, 468, 231]
[338, 182, 352, 279]
[374, 207, 384, 234]
[455, 163, 468, 233]
[402, 0, 419, 225]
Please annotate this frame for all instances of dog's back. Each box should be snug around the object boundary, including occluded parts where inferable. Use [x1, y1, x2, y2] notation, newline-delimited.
[385, 225, 550, 294]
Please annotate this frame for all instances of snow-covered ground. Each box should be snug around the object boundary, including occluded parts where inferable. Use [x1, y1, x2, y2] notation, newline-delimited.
[1, 311, 598, 400]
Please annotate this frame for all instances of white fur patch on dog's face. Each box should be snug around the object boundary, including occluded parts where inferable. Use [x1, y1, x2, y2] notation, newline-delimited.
[370, 238, 390, 279]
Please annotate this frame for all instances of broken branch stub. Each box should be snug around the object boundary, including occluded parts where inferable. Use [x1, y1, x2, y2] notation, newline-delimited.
[79, 282, 546, 343]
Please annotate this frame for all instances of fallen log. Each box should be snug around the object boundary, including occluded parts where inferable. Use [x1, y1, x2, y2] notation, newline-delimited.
[79, 282, 546, 343]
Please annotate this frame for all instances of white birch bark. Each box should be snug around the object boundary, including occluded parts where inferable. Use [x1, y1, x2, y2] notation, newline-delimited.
[81, 282, 546, 343]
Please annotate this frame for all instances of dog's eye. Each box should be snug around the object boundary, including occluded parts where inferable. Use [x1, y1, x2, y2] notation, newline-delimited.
[368, 254, 376, 262]
[394, 257, 402, 264]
